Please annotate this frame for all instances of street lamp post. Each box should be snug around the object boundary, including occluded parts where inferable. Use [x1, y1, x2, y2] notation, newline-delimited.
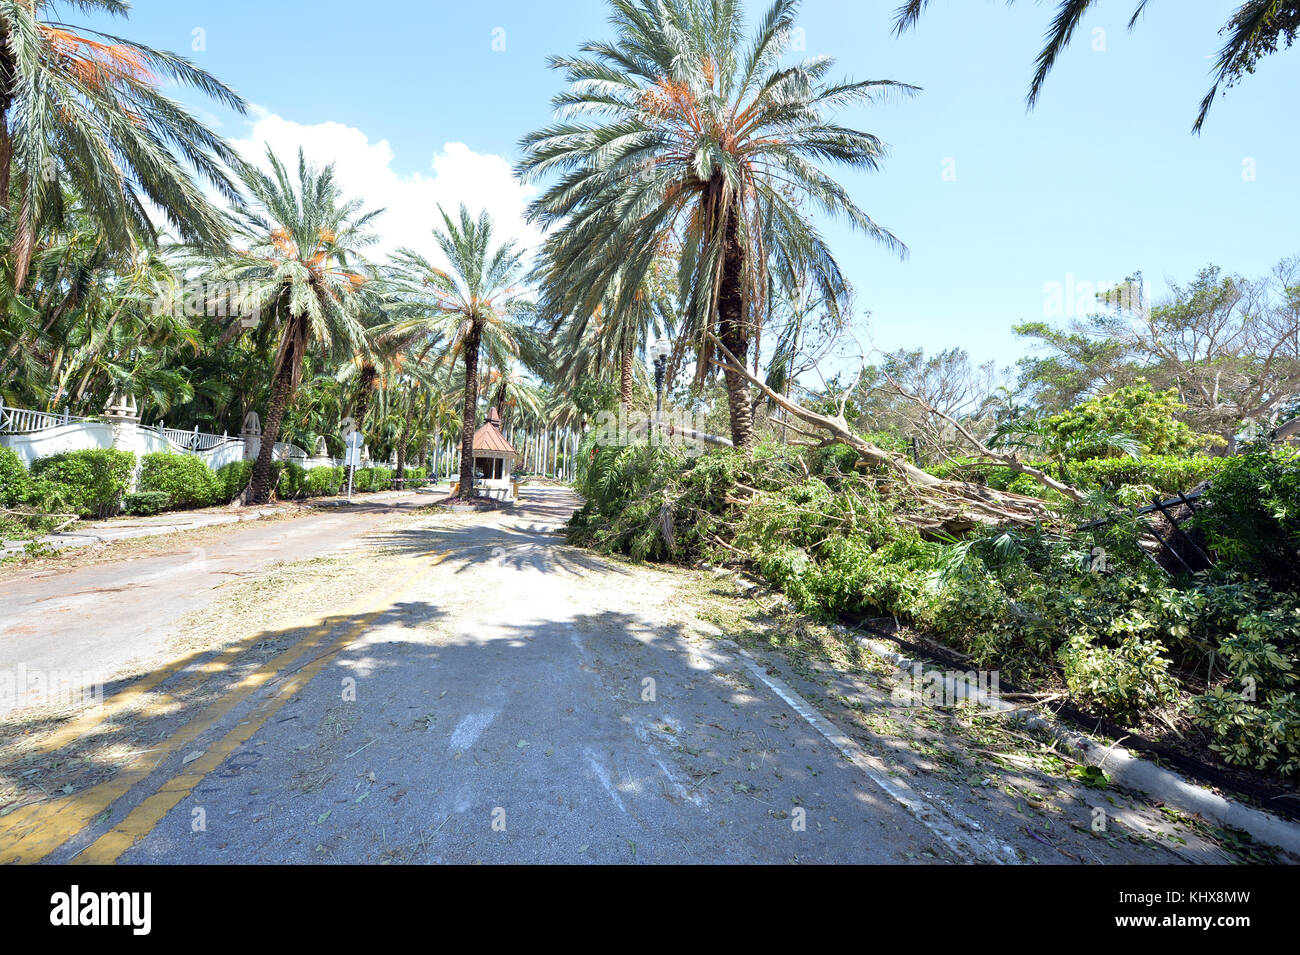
[649, 339, 670, 422]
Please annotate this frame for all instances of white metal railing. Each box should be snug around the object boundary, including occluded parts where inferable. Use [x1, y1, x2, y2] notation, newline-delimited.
[156, 424, 234, 452]
[0, 400, 94, 434]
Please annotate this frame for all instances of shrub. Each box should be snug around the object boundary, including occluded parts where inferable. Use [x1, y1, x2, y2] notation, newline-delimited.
[352, 467, 374, 492]
[403, 466, 428, 487]
[30, 449, 135, 518]
[0, 447, 30, 508]
[121, 491, 171, 516]
[277, 462, 307, 499]
[370, 467, 393, 491]
[138, 453, 220, 510]
[306, 466, 343, 497]
[1045, 381, 1205, 461]
[1059, 634, 1182, 724]
[1069, 454, 1223, 495]
[1188, 590, 1300, 775]
[215, 460, 253, 502]
[1193, 447, 1300, 589]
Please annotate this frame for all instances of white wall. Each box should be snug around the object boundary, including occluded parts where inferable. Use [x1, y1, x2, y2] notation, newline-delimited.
[1, 422, 117, 467]
[1, 421, 307, 489]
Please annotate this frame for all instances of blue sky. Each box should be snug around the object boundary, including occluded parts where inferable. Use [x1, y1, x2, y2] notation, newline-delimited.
[83, 1, 1300, 376]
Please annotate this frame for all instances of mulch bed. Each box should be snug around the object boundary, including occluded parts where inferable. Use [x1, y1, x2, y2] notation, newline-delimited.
[429, 494, 511, 511]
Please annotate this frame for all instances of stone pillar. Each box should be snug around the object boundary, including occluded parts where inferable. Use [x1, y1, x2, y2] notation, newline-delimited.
[241, 411, 261, 461]
[103, 392, 143, 490]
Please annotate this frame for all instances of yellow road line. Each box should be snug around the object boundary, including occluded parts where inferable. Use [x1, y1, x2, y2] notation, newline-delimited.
[0, 553, 439, 864]
[27, 553, 445, 756]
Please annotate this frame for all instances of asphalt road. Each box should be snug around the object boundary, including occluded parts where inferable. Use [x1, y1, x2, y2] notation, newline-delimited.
[0, 487, 1243, 864]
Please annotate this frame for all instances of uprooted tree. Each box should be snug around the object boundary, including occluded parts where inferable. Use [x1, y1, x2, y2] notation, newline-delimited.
[705, 333, 1087, 535]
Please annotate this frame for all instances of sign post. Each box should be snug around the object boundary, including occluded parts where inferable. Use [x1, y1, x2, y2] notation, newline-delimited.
[344, 431, 364, 502]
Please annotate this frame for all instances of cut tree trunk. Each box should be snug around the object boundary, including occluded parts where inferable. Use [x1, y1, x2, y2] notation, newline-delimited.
[455, 322, 481, 497]
[706, 333, 1074, 534]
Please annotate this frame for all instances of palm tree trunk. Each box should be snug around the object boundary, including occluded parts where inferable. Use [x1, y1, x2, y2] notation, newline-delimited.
[344, 361, 378, 489]
[245, 348, 296, 505]
[620, 340, 634, 410]
[455, 322, 482, 497]
[718, 196, 754, 448]
[395, 390, 415, 485]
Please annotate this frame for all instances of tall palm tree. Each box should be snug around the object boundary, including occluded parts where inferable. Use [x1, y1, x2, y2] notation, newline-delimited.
[211, 147, 380, 504]
[519, 0, 912, 448]
[384, 204, 535, 498]
[545, 258, 676, 414]
[0, 1, 247, 285]
[894, 1, 1299, 131]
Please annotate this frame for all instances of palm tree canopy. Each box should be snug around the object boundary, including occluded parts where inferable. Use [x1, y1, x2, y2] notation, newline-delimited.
[1, 0, 249, 280]
[383, 203, 541, 379]
[893, 0, 1299, 131]
[518, 0, 913, 387]
[212, 146, 381, 390]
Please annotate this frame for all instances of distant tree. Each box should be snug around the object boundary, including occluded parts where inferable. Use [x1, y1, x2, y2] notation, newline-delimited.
[1015, 259, 1300, 448]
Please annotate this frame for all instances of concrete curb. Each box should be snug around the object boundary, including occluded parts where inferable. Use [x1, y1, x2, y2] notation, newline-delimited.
[0, 489, 438, 558]
[843, 624, 1300, 858]
[0, 508, 282, 558]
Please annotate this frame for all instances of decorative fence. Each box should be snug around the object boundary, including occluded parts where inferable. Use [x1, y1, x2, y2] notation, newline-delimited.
[0, 401, 94, 434]
[0, 400, 306, 471]
[2, 399, 580, 485]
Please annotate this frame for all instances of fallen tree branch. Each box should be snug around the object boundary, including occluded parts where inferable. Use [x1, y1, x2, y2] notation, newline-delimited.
[704, 332, 1060, 531]
[883, 370, 1086, 504]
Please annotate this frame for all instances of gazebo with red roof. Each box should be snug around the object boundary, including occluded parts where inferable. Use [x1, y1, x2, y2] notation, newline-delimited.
[470, 407, 516, 494]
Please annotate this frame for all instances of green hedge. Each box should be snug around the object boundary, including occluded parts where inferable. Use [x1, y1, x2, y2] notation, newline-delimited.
[139, 453, 221, 510]
[121, 491, 171, 516]
[307, 466, 344, 496]
[352, 467, 394, 492]
[277, 462, 308, 499]
[929, 453, 1223, 497]
[215, 460, 253, 502]
[1068, 454, 1223, 495]
[0, 447, 29, 507]
[30, 449, 135, 518]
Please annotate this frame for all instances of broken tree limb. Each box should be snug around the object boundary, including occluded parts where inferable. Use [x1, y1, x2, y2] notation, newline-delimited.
[882, 370, 1086, 504]
[706, 333, 941, 486]
[705, 332, 1061, 531]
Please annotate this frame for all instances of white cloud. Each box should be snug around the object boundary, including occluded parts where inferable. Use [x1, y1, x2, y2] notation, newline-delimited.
[229, 106, 542, 266]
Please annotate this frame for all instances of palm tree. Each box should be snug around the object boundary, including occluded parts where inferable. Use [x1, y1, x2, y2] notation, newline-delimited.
[519, 0, 912, 448]
[545, 258, 676, 415]
[211, 147, 380, 504]
[893, 1, 1299, 131]
[384, 204, 535, 498]
[0, 1, 247, 285]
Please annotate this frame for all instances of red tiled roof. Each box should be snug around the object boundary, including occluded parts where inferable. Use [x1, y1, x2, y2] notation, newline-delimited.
[472, 408, 515, 454]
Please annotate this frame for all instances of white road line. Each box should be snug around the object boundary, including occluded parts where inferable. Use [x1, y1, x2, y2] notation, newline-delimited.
[448, 711, 496, 752]
[727, 642, 1021, 865]
[583, 747, 628, 814]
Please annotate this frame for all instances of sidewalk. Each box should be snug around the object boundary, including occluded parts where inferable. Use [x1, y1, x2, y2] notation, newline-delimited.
[0, 487, 439, 559]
